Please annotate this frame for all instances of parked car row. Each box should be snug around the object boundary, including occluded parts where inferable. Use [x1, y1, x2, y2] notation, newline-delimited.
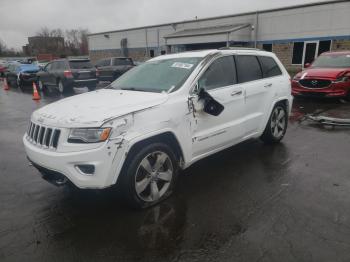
[3, 56, 136, 93]
[3, 51, 350, 100]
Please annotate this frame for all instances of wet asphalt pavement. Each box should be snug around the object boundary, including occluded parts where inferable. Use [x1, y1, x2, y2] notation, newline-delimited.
[1, 81, 350, 262]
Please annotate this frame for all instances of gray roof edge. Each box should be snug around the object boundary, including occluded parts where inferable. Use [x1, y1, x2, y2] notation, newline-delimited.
[88, 0, 346, 37]
[163, 23, 251, 38]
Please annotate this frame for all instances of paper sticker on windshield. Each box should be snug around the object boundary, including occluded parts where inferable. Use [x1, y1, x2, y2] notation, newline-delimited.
[171, 62, 194, 69]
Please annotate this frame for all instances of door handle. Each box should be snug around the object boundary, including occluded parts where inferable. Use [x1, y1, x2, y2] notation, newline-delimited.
[231, 90, 243, 96]
[264, 83, 272, 88]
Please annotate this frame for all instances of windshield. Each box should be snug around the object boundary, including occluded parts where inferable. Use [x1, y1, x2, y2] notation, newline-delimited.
[312, 54, 350, 68]
[114, 58, 134, 66]
[109, 57, 202, 93]
[69, 60, 93, 69]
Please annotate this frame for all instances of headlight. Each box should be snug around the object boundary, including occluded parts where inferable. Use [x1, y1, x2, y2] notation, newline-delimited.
[68, 128, 111, 143]
[334, 76, 349, 83]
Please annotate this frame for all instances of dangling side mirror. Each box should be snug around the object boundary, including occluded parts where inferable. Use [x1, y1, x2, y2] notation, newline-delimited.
[198, 88, 224, 116]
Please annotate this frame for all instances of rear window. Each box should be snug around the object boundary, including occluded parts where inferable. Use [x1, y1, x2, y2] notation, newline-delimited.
[114, 58, 134, 66]
[235, 55, 263, 83]
[69, 60, 93, 69]
[258, 56, 282, 78]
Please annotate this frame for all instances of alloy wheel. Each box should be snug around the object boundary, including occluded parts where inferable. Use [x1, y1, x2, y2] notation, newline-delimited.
[135, 151, 173, 202]
[58, 81, 64, 93]
[270, 106, 286, 139]
[38, 80, 43, 91]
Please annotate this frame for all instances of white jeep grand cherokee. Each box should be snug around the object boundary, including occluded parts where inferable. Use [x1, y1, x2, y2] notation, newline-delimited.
[24, 49, 292, 208]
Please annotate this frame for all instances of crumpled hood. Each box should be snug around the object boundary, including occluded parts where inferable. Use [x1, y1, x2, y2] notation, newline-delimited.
[295, 68, 350, 79]
[32, 89, 168, 128]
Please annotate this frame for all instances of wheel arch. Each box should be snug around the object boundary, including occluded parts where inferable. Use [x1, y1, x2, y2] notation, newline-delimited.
[260, 97, 291, 134]
[126, 131, 184, 165]
[115, 131, 185, 186]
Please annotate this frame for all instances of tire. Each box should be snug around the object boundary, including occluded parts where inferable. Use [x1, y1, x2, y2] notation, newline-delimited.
[57, 79, 72, 94]
[260, 103, 288, 144]
[17, 78, 24, 90]
[119, 142, 179, 209]
[88, 86, 96, 91]
[38, 79, 46, 92]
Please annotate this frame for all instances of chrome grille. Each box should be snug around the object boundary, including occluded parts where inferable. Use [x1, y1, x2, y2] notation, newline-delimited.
[27, 122, 61, 149]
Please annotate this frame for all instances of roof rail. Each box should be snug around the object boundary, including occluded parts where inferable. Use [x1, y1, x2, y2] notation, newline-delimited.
[218, 47, 260, 51]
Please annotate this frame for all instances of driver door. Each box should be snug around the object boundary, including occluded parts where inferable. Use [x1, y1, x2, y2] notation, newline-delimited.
[40, 62, 53, 86]
[190, 55, 245, 158]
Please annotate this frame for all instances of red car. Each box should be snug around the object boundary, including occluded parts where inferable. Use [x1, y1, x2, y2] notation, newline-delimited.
[292, 51, 350, 99]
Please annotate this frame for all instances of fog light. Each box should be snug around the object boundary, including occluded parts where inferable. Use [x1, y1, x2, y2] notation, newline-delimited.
[76, 164, 95, 175]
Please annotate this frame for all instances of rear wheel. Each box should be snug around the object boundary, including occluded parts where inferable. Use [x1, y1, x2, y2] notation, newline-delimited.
[261, 104, 288, 144]
[58, 80, 65, 93]
[120, 143, 179, 209]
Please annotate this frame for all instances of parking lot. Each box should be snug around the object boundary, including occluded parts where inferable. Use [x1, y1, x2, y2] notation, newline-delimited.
[1, 82, 350, 262]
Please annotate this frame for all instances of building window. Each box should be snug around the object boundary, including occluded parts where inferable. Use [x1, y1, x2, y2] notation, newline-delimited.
[318, 40, 332, 55]
[292, 42, 304, 64]
[149, 49, 154, 57]
[262, 44, 272, 52]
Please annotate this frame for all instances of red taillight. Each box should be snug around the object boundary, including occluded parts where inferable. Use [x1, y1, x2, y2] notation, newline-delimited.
[64, 70, 73, 78]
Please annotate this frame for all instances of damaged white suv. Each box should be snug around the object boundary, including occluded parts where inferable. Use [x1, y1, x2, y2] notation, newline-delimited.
[24, 49, 292, 208]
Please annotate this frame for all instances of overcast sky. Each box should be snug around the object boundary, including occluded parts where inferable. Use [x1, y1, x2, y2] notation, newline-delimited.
[0, 0, 332, 50]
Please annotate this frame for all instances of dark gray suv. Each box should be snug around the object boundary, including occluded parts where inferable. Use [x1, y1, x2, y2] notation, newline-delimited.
[37, 59, 98, 93]
[95, 57, 135, 82]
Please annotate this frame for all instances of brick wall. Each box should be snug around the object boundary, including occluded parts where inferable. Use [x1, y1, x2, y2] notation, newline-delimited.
[89, 49, 122, 63]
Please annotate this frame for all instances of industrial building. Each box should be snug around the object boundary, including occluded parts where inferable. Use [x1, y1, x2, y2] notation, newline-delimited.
[88, 0, 350, 71]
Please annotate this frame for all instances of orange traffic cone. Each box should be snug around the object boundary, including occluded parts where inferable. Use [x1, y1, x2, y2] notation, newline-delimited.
[32, 82, 41, 100]
[3, 78, 10, 90]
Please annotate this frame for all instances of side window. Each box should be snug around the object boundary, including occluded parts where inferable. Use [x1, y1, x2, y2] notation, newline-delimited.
[96, 59, 110, 66]
[51, 62, 58, 70]
[258, 56, 282, 78]
[45, 63, 52, 71]
[56, 61, 63, 70]
[235, 55, 263, 83]
[103, 59, 111, 66]
[199, 56, 236, 91]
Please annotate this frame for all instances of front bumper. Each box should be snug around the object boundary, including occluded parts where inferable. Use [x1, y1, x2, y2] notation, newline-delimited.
[23, 134, 127, 189]
[292, 80, 350, 98]
[20, 74, 38, 84]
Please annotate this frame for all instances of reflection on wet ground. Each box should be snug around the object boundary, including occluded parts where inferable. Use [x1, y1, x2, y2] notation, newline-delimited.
[1, 83, 350, 262]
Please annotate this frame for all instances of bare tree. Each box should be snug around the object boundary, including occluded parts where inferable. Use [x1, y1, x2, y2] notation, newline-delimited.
[36, 27, 51, 37]
[65, 28, 89, 55]
[33, 27, 89, 56]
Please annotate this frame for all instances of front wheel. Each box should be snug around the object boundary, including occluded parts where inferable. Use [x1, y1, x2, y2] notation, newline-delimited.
[38, 79, 46, 92]
[120, 143, 179, 209]
[260, 104, 288, 144]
